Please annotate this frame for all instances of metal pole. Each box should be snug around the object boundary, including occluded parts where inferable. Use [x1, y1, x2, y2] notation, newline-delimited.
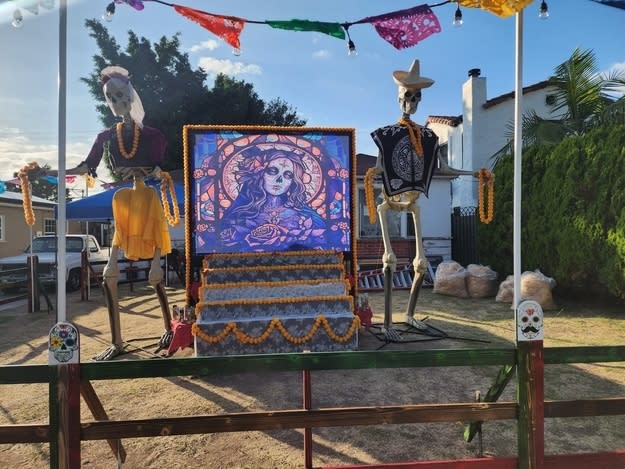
[56, 0, 68, 321]
[513, 11, 524, 310]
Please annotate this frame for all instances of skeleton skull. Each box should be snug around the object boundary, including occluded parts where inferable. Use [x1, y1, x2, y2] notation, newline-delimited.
[104, 77, 133, 118]
[398, 85, 422, 116]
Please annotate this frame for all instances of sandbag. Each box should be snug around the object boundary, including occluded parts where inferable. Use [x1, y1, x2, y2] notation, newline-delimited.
[466, 264, 498, 298]
[433, 260, 469, 298]
[495, 270, 557, 310]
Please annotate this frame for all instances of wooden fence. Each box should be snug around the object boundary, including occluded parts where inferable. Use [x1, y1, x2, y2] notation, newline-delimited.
[2, 345, 625, 468]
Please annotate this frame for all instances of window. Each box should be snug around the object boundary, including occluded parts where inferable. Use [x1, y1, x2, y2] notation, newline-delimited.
[44, 218, 56, 235]
[0, 215, 4, 241]
[358, 188, 403, 238]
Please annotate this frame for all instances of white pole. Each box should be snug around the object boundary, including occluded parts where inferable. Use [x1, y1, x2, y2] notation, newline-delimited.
[56, 0, 68, 322]
[513, 11, 524, 310]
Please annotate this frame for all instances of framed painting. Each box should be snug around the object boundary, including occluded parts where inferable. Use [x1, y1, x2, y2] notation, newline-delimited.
[183, 125, 356, 259]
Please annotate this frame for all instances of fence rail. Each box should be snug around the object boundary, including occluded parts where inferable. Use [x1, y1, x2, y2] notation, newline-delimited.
[2, 345, 625, 468]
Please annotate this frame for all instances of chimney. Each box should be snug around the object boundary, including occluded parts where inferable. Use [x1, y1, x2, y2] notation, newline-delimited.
[468, 68, 481, 78]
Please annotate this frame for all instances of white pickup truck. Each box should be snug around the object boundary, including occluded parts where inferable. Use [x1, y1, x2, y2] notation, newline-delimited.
[0, 234, 110, 292]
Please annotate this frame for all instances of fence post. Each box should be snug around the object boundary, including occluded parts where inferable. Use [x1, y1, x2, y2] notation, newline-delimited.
[80, 251, 88, 301]
[27, 255, 40, 313]
[48, 322, 81, 469]
[516, 300, 545, 469]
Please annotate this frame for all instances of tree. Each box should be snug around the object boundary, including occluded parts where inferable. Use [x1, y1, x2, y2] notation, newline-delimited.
[491, 47, 625, 163]
[81, 19, 306, 177]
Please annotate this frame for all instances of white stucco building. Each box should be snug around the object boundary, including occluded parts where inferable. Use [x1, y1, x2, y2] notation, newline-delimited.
[426, 68, 559, 207]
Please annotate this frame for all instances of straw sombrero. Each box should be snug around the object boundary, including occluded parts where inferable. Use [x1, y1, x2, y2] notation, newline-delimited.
[392, 60, 434, 89]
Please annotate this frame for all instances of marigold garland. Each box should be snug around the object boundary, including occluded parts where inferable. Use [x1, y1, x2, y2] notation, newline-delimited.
[478, 168, 495, 224]
[116, 122, 141, 159]
[192, 314, 360, 346]
[398, 117, 424, 157]
[159, 171, 180, 227]
[18, 162, 39, 226]
[364, 167, 377, 225]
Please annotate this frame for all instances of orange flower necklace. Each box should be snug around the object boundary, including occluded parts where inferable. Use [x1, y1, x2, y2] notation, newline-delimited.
[116, 122, 141, 159]
[398, 117, 424, 157]
[18, 162, 39, 226]
[159, 171, 180, 227]
[478, 168, 495, 224]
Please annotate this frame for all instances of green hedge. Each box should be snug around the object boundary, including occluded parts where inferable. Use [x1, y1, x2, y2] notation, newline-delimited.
[478, 124, 625, 301]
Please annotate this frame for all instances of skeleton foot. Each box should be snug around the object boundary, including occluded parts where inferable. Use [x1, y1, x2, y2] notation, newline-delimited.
[158, 329, 173, 349]
[381, 326, 403, 342]
[93, 343, 124, 361]
[405, 315, 428, 331]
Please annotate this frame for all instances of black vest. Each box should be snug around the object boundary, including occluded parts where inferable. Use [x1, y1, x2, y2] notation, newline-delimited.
[371, 124, 439, 197]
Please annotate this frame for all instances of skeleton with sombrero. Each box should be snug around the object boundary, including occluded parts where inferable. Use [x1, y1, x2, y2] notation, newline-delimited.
[368, 60, 491, 341]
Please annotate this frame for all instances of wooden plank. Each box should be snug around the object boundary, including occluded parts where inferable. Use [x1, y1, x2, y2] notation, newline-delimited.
[545, 345, 625, 364]
[79, 349, 517, 381]
[545, 398, 625, 418]
[543, 450, 625, 469]
[0, 424, 49, 443]
[0, 364, 49, 384]
[322, 456, 517, 468]
[56, 364, 81, 469]
[516, 341, 544, 469]
[80, 402, 517, 440]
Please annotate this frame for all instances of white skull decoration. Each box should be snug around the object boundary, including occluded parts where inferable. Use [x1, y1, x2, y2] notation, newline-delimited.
[48, 322, 79, 363]
[517, 300, 544, 341]
[398, 85, 422, 116]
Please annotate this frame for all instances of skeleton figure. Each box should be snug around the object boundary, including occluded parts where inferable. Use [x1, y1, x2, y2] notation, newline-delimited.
[34, 66, 174, 360]
[370, 60, 479, 341]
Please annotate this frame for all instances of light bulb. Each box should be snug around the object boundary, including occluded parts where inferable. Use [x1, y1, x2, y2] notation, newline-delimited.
[347, 40, 357, 57]
[102, 2, 115, 22]
[453, 6, 463, 27]
[539, 1, 549, 19]
[11, 9, 23, 28]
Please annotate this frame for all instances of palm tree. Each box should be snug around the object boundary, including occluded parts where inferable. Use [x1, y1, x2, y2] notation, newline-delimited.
[491, 47, 625, 163]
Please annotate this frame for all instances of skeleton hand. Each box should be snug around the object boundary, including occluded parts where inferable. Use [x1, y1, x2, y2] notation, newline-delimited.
[92, 344, 124, 361]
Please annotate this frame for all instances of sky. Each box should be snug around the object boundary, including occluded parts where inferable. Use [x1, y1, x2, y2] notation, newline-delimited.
[0, 0, 624, 196]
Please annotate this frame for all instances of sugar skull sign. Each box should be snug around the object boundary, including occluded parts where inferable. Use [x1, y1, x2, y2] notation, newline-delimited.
[48, 322, 80, 364]
[517, 300, 544, 341]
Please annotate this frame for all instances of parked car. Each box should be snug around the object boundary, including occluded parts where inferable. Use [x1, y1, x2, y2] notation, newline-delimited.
[0, 234, 109, 292]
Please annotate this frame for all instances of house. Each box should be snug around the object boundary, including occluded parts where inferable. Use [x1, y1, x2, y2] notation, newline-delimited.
[0, 191, 57, 257]
[426, 68, 557, 207]
[0, 191, 81, 258]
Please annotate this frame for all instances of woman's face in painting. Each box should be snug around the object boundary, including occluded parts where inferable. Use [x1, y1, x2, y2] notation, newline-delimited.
[263, 157, 294, 196]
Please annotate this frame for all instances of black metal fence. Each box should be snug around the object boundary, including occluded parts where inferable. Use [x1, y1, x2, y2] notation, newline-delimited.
[451, 206, 478, 266]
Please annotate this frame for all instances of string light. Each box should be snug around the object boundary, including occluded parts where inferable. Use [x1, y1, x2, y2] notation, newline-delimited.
[538, 1, 549, 19]
[453, 3, 463, 27]
[102, 2, 115, 22]
[344, 25, 357, 57]
[11, 9, 23, 28]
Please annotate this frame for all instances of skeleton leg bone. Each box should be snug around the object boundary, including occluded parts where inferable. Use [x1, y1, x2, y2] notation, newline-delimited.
[377, 197, 402, 341]
[404, 197, 428, 331]
[93, 246, 124, 361]
[149, 248, 173, 350]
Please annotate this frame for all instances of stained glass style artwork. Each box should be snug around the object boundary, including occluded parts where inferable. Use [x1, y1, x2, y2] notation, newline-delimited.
[183, 126, 355, 255]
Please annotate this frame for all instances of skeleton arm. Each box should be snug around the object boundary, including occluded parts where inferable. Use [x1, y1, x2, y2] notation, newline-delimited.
[436, 147, 479, 178]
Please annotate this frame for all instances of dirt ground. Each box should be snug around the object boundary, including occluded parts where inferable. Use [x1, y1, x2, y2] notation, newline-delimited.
[1, 281, 625, 468]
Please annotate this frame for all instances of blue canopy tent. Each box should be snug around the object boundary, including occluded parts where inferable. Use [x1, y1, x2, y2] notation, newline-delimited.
[59, 181, 185, 222]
